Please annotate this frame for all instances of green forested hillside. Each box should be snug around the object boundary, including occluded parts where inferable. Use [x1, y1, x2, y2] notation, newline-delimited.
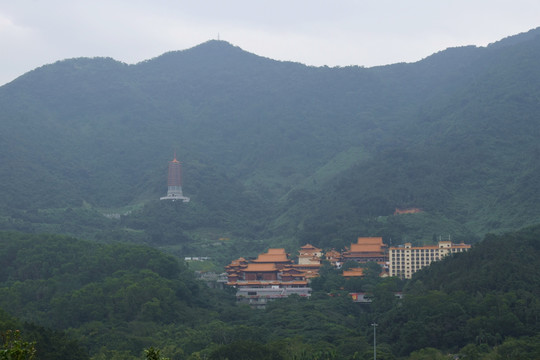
[377, 224, 540, 356]
[0, 232, 235, 358]
[1, 226, 539, 359]
[276, 29, 540, 246]
[0, 309, 89, 360]
[1, 28, 540, 257]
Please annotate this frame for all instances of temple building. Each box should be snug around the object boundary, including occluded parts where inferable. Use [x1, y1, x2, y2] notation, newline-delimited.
[341, 237, 388, 263]
[251, 248, 292, 270]
[388, 241, 471, 279]
[225, 247, 315, 309]
[224, 237, 472, 307]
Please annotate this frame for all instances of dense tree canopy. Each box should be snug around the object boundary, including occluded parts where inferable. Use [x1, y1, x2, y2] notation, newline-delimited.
[1, 226, 539, 359]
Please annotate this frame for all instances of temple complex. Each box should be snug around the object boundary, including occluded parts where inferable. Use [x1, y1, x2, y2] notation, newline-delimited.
[225, 237, 471, 307]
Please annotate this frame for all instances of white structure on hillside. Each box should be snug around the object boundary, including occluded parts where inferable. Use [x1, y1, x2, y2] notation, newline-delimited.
[388, 241, 471, 279]
[160, 153, 190, 202]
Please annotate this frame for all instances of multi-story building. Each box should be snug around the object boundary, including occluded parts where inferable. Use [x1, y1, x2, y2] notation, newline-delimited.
[297, 244, 322, 265]
[388, 241, 471, 279]
[295, 244, 322, 279]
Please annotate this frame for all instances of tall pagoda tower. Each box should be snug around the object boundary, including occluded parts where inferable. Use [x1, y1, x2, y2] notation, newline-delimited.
[160, 153, 190, 202]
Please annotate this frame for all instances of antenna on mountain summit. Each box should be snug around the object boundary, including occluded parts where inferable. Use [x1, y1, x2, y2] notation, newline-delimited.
[218, 33, 220, 41]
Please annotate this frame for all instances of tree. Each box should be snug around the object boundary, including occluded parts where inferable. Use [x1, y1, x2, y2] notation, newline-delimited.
[492, 336, 540, 360]
[0, 330, 36, 360]
[144, 347, 170, 360]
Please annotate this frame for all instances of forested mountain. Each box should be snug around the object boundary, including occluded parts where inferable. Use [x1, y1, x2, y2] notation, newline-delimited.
[1, 27, 540, 256]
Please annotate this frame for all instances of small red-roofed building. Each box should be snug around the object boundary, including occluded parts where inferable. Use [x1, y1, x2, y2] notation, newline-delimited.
[394, 207, 422, 215]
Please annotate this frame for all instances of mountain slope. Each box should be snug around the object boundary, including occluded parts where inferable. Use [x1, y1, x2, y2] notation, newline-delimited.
[1, 28, 540, 249]
[275, 28, 540, 244]
[375, 224, 540, 355]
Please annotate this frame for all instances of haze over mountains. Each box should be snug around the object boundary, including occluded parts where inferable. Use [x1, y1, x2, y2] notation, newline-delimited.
[1, 27, 540, 250]
[1, 25, 540, 360]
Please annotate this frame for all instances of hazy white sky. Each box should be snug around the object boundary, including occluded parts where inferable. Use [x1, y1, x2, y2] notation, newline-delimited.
[1, 1, 539, 86]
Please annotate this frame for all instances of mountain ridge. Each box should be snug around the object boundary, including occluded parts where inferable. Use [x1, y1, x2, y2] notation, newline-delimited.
[1, 27, 540, 251]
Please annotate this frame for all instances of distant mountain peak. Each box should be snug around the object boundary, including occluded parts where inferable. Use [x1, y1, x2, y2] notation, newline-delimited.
[153, 39, 245, 57]
[487, 26, 540, 49]
[136, 39, 271, 72]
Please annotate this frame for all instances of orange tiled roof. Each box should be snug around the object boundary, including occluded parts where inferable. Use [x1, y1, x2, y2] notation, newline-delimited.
[343, 268, 364, 277]
[325, 249, 341, 258]
[243, 263, 278, 272]
[357, 237, 384, 245]
[226, 257, 248, 267]
[349, 244, 386, 253]
[300, 243, 322, 251]
[253, 253, 290, 263]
